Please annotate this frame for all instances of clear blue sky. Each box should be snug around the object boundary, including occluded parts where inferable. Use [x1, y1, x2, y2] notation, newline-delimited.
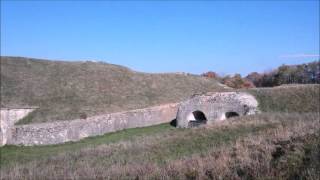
[1, 0, 319, 75]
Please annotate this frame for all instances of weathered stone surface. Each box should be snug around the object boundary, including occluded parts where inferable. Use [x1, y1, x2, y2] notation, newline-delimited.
[0, 107, 37, 146]
[8, 103, 179, 146]
[176, 92, 259, 128]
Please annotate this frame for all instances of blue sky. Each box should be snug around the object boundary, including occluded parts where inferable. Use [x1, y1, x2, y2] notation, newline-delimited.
[1, 1, 319, 75]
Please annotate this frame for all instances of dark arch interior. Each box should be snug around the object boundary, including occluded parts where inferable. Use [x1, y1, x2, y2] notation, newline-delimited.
[225, 112, 240, 119]
[188, 110, 207, 127]
[193, 111, 207, 121]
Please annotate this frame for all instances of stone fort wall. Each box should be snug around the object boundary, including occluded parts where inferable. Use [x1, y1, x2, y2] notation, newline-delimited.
[1, 103, 179, 146]
[0, 107, 37, 146]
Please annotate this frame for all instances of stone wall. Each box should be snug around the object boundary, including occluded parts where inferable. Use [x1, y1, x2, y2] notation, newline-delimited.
[0, 107, 37, 146]
[1, 92, 259, 146]
[176, 92, 259, 128]
[7, 103, 179, 146]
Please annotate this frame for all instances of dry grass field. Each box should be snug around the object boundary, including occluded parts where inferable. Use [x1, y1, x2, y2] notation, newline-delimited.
[1, 113, 319, 179]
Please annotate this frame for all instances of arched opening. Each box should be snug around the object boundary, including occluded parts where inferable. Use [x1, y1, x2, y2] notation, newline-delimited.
[170, 119, 177, 127]
[225, 112, 239, 119]
[188, 110, 207, 127]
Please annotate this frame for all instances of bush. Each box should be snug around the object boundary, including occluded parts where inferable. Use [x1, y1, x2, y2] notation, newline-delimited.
[222, 74, 255, 89]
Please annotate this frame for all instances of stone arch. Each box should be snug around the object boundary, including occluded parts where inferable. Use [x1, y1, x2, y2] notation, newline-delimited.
[176, 92, 259, 128]
[187, 110, 207, 127]
[225, 112, 239, 119]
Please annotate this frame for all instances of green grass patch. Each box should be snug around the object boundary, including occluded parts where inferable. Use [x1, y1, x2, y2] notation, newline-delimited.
[0, 123, 176, 167]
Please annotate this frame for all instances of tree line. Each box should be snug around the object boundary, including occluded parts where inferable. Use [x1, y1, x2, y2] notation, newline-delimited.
[201, 61, 320, 88]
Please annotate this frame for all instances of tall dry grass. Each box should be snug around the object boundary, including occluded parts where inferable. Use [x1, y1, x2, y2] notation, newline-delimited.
[1, 113, 319, 179]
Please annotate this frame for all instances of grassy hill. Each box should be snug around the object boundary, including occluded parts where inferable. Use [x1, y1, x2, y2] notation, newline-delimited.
[1, 56, 225, 124]
[1, 86, 319, 179]
[1, 58, 319, 179]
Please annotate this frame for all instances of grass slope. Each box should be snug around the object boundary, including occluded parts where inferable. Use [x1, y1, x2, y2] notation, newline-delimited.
[1, 56, 224, 124]
[248, 84, 320, 113]
[1, 85, 319, 179]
